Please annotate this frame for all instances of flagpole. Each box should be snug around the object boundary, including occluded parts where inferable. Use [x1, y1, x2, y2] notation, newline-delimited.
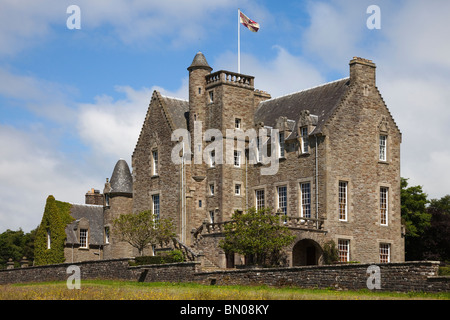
[238, 8, 241, 74]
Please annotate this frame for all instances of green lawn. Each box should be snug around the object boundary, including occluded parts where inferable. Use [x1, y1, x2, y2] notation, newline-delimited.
[1, 280, 448, 300]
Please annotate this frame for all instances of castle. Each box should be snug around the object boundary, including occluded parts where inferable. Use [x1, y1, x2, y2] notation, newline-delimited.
[37, 52, 404, 268]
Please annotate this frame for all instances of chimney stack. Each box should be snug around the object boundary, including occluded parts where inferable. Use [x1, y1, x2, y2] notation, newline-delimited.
[349, 57, 376, 86]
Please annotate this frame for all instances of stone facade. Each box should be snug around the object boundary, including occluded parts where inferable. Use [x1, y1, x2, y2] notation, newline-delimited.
[131, 52, 404, 267]
[39, 52, 404, 268]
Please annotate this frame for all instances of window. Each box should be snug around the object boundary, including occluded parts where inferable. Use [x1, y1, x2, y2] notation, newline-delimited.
[235, 118, 241, 129]
[255, 189, 265, 210]
[152, 194, 160, 222]
[198, 200, 202, 208]
[379, 135, 387, 161]
[234, 150, 241, 167]
[301, 127, 309, 153]
[104, 227, 110, 244]
[277, 186, 287, 216]
[209, 184, 215, 196]
[80, 229, 88, 248]
[209, 91, 214, 103]
[235, 184, 241, 196]
[339, 181, 348, 221]
[300, 182, 311, 218]
[379, 243, 390, 263]
[338, 239, 350, 262]
[279, 132, 285, 158]
[256, 136, 262, 163]
[210, 150, 215, 167]
[209, 211, 215, 224]
[47, 229, 51, 249]
[380, 187, 388, 225]
[152, 150, 158, 175]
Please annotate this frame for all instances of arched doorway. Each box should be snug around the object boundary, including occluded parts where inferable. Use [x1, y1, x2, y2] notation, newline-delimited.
[292, 239, 322, 266]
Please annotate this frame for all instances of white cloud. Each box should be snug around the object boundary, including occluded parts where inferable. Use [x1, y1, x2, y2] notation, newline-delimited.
[0, 125, 94, 232]
[214, 46, 325, 98]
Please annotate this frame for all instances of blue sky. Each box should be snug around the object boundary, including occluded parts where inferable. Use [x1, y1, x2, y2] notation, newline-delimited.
[1, 0, 450, 232]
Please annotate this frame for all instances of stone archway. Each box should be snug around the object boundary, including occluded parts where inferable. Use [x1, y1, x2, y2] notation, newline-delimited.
[292, 239, 323, 266]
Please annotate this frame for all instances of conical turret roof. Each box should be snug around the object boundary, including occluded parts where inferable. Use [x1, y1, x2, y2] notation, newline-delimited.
[187, 51, 212, 72]
[109, 159, 133, 195]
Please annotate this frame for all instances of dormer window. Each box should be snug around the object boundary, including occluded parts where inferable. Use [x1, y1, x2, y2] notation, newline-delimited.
[80, 229, 88, 248]
[300, 127, 309, 153]
[279, 132, 285, 158]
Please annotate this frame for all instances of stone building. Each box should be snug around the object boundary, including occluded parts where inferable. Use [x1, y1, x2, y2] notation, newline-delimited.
[38, 52, 404, 267]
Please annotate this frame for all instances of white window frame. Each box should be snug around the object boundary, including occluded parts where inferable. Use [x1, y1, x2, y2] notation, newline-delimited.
[339, 181, 348, 221]
[235, 184, 241, 196]
[80, 229, 88, 248]
[379, 135, 387, 161]
[338, 239, 350, 262]
[379, 243, 390, 263]
[279, 132, 285, 158]
[209, 211, 215, 224]
[301, 126, 309, 153]
[47, 229, 51, 249]
[300, 182, 311, 218]
[255, 189, 265, 210]
[234, 150, 241, 167]
[380, 187, 388, 225]
[152, 150, 158, 176]
[104, 227, 110, 244]
[152, 194, 160, 222]
[209, 184, 215, 196]
[277, 186, 287, 216]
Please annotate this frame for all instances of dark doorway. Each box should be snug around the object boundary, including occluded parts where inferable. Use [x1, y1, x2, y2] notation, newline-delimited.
[292, 239, 322, 266]
[226, 252, 235, 268]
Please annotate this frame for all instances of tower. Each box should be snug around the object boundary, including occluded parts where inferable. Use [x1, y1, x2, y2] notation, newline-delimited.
[103, 159, 134, 259]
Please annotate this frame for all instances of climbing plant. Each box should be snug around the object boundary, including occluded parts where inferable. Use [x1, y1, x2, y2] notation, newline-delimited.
[34, 195, 74, 265]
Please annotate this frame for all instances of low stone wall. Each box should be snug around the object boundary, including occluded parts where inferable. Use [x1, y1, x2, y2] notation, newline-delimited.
[1, 259, 448, 293]
[0, 258, 136, 285]
[133, 262, 201, 283]
[193, 261, 449, 293]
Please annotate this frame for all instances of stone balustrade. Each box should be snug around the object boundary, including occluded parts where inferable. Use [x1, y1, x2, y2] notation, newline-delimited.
[206, 70, 254, 89]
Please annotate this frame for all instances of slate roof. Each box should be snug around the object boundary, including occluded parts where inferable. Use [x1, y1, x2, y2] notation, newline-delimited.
[187, 51, 213, 72]
[160, 96, 189, 130]
[254, 78, 350, 136]
[109, 159, 133, 195]
[65, 204, 104, 245]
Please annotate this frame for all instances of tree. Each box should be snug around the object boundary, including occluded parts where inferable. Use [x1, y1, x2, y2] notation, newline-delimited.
[219, 207, 295, 267]
[421, 195, 450, 261]
[400, 178, 431, 260]
[113, 210, 175, 256]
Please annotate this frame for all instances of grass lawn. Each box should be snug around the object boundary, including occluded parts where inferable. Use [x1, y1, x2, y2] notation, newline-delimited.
[0, 280, 448, 300]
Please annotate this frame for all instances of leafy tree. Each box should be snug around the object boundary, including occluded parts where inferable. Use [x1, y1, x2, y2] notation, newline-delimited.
[219, 207, 295, 267]
[400, 178, 431, 260]
[421, 195, 450, 261]
[322, 240, 339, 265]
[113, 210, 176, 256]
[0, 228, 36, 269]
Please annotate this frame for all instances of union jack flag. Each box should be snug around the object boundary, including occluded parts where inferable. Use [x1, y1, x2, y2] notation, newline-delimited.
[240, 11, 260, 32]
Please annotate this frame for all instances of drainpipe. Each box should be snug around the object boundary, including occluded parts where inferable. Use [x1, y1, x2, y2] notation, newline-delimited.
[315, 135, 319, 229]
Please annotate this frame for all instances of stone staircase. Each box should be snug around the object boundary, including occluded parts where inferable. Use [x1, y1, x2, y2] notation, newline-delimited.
[172, 237, 221, 272]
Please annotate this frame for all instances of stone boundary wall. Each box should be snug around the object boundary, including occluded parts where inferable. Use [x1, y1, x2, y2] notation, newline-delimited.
[1, 259, 448, 293]
[0, 258, 136, 285]
[193, 261, 449, 293]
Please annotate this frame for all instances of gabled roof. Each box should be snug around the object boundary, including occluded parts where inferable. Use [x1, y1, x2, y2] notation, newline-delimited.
[254, 78, 350, 135]
[65, 204, 104, 245]
[159, 95, 189, 130]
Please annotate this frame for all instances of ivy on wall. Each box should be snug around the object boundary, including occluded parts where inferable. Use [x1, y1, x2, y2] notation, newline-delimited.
[34, 195, 74, 265]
